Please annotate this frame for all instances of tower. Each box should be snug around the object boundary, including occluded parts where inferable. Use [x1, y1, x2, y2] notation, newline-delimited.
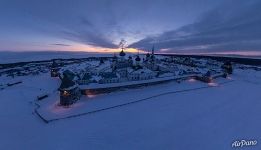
[152, 44, 155, 55]
[128, 56, 133, 67]
[111, 53, 117, 71]
[119, 39, 126, 61]
[99, 58, 104, 65]
[222, 61, 233, 74]
[135, 55, 141, 68]
[50, 60, 59, 77]
[119, 47, 126, 60]
[150, 45, 155, 61]
[59, 74, 81, 106]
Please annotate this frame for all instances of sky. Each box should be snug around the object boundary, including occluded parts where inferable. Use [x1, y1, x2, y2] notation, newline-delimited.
[0, 0, 261, 55]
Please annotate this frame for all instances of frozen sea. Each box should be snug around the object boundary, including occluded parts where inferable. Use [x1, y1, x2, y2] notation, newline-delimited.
[0, 51, 111, 64]
[0, 51, 261, 64]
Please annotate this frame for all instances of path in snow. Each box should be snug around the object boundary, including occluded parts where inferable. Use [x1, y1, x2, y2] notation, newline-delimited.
[37, 79, 234, 123]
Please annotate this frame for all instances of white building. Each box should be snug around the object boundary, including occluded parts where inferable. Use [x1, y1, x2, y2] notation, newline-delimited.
[128, 68, 155, 81]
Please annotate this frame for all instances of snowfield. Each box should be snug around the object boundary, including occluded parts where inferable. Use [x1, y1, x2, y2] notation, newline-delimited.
[0, 68, 261, 150]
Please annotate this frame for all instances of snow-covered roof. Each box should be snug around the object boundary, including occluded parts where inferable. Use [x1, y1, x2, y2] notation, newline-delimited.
[62, 70, 75, 80]
[100, 72, 118, 79]
[131, 68, 153, 74]
[79, 74, 196, 89]
[59, 75, 77, 90]
[81, 73, 92, 80]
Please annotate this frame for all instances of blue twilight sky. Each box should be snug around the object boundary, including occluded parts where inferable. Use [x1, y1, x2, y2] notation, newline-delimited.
[0, 0, 261, 54]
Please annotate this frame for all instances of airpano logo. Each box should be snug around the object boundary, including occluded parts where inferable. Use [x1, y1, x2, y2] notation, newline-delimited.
[232, 139, 257, 148]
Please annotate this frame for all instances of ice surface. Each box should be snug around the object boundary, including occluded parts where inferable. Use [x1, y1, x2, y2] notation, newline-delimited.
[0, 51, 110, 64]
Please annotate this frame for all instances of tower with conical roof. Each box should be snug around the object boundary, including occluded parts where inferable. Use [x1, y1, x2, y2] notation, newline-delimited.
[222, 61, 233, 74]
[111, 53, 118, 71]
[128, 56, 133, 65]
[59, 73, 81, 106]
[152, 45, 155, 55]
[50, 60, 60, 77]
[135, 55, 141, 68]
[150, 45, 155, 61]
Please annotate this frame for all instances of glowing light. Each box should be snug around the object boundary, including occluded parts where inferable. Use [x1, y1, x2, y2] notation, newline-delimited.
[188, 78, 196, 82]
[58, 43, 145, 54]
[227, 76, 232, 80]
[85, 90, 97, 98]
[49, 99, 85, 114]
[63, 91, 68, 95]
[208, 82, 219, 87]
[87, 94, 96, 98]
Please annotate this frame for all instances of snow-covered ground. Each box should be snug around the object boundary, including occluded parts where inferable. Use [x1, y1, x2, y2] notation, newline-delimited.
[0, 68, 261, 150]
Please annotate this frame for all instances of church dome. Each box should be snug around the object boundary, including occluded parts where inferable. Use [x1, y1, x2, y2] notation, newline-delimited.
[119, 49, 126, 57]
[135, 55, 141, 61]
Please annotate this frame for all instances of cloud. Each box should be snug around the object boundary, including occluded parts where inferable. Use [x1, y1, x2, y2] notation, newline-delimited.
[129, 0, 261, 53]
[51, 43, 71, 47]
[0, 0, 225, 51]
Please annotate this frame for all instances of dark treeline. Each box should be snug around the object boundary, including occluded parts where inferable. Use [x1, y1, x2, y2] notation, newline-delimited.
[1, 55, 261, 70]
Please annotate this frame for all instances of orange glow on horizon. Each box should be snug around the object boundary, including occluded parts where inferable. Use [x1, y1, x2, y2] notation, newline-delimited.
[208, 82, 219, 87]
[57, 43, 145, 54]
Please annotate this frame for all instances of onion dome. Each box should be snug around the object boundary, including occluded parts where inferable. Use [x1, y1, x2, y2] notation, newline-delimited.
[119, 49, 126, 57]
[146, 53, 150, 58]
[135, 55, 141, 61]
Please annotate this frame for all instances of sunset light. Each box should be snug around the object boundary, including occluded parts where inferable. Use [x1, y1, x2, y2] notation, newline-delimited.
[1, 1, 261, 149]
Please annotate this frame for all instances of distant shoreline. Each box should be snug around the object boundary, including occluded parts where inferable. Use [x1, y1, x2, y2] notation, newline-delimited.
[0, 51, 260, 65]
